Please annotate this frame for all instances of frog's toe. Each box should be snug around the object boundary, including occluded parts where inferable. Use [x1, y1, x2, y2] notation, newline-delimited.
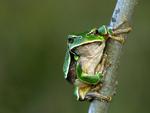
[85, 92, 112, 102]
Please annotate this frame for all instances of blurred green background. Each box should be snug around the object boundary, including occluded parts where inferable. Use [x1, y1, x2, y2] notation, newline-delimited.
[0, 0, 149, 113]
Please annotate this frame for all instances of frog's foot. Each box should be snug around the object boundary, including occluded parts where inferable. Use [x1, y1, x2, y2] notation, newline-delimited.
[109, 19, 132, 44]
[85, 92, 112, 102]
[112, 27, 132, 36]
[109, 35, 125, 44]
[109, 26, 132, 44]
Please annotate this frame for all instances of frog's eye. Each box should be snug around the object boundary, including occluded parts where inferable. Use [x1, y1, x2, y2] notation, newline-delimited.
[68, 37, 74, 44]
[68, 35, 77, 44]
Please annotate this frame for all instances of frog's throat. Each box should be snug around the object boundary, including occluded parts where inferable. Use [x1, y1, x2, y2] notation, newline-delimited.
[77, 42, 105, 76]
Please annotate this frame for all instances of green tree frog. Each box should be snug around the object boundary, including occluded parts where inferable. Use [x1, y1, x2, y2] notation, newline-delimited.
[63, 23, 131, 101]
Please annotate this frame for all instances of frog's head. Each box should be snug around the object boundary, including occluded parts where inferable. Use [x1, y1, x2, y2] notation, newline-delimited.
[67, 34, 85, 50]
[67, 32, 105, 51]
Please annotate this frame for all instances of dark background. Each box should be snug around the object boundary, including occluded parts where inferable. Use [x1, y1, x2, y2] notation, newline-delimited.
[0, 0, 149, 113]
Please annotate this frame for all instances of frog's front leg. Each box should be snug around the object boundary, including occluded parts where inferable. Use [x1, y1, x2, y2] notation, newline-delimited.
[110, 26, 132, 43]
[110, 21, 132, 44]
[112, 27, 132, 35]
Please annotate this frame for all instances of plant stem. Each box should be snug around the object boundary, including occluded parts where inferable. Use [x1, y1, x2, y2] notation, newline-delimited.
[88, 0, 137, 113]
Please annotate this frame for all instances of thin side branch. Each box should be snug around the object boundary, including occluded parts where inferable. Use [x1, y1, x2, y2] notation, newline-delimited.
[88, 0, 137, 113]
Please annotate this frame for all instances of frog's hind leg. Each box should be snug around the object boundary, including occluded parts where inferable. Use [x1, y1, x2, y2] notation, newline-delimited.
[85, 92, 112, 102]
[85, 54, 112, 102]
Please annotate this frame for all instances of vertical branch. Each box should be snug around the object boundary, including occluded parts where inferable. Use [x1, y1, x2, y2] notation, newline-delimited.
[88, 0, 137, 113]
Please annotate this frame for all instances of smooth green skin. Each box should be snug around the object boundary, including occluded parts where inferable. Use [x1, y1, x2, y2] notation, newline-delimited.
[63, 25, 112, 82]
[63, 33, 105, 80]
[76, 63, 103, 85]
[63, 33, 105, 79]
[63, 25, 113, 100]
